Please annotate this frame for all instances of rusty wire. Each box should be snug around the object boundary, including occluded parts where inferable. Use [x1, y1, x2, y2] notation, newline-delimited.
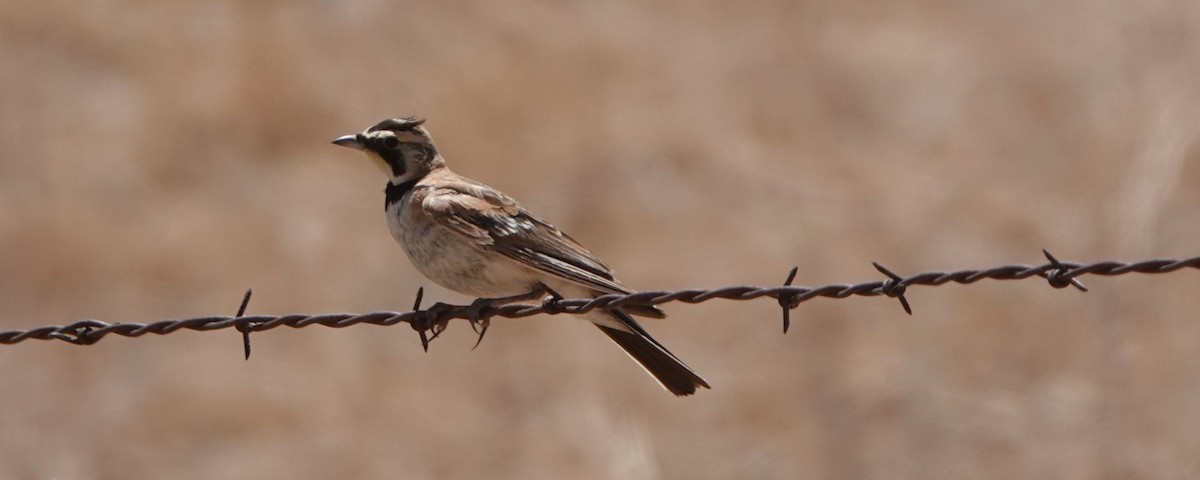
[1, 250, 1197, 351]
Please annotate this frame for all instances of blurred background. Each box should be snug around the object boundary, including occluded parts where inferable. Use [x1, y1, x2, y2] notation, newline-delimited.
[2, 0, 1199, 478]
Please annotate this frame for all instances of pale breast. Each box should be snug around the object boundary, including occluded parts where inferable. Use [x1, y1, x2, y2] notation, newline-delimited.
[387, 196, 539, 298]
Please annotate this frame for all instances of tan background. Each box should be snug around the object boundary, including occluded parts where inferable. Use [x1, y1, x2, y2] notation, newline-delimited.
[2, 1, 1199, 478]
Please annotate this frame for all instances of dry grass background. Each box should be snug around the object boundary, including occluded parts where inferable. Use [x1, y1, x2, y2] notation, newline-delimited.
[1, 0, 1199, 478]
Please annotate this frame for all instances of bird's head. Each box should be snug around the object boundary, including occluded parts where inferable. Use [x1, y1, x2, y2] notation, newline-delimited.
[332, 117, 444, 184]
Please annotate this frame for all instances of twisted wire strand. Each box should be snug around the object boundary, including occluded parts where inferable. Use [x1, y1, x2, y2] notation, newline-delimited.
[2, 252, 1196, 347]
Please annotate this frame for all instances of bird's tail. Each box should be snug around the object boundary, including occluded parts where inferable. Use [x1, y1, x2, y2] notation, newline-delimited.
[595, 310, 710, 396]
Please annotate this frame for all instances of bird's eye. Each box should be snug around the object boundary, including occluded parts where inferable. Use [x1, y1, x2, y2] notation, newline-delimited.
[383, 137, 400, 149]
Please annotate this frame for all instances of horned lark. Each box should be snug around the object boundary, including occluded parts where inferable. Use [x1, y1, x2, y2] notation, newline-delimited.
[332, 117, 710, 396]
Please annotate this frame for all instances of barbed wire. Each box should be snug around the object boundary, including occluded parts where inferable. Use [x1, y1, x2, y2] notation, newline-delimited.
[1, 250, 1196, 354]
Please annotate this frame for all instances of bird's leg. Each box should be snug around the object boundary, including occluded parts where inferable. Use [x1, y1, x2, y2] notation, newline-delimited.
[465, 285, 550, 350]
[464, 285, 549, 322]
[474, 286, 550, 309]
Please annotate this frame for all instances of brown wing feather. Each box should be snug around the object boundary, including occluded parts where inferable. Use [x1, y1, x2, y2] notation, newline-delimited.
[421, 183, 636, 296]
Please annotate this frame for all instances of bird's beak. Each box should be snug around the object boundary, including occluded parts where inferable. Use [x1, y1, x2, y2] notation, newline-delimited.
[332, 134, 365, 150]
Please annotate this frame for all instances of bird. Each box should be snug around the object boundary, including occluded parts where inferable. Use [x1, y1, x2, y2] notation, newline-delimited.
[332, 117, 710, 396]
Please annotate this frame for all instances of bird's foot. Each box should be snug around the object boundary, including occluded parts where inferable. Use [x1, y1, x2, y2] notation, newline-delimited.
[464, 286, 551, 350]
[415, 301, 456, 352]
[464, 297, 494, 350]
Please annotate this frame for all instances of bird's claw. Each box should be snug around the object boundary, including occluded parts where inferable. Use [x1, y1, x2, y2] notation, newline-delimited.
[415, 302, 454, 352]
[465, 298, 494, 350]
[416, 287, 547, 352]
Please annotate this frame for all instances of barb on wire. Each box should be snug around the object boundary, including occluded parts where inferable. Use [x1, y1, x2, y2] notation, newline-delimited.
[1, 252, 1197, 350]
[778, 266, 800, 333]
[412, 287, 431, 352]
[235, 290, 253, 360]
[1042, 249, 1089, 291]
[872, 262, 912, 315]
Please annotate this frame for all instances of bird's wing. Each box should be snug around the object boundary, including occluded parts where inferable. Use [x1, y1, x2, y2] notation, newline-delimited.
[421, 182, 635, 296]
